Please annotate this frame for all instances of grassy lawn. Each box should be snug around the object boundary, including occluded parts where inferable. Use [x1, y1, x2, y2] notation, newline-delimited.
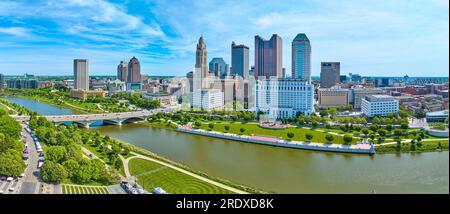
[62, 184, 109, 194]
[197, 122, 360, 144]
[129, 158, 233, 194]
[0, 103, 8, 111]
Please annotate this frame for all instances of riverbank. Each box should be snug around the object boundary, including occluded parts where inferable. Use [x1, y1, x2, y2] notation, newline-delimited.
[12, 94, 94, 114]
[375, 140, 449, 153]
[177, 125, 375, 154]
[111, 136, 267, 194]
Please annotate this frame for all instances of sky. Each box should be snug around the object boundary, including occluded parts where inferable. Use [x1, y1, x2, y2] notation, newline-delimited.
[0, 0, 448, 77]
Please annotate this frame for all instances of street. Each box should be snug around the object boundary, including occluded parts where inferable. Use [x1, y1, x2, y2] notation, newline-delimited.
[17, 122, 41, 194]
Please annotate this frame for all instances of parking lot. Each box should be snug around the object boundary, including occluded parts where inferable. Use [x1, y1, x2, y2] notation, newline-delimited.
[0, 177, 20, 194]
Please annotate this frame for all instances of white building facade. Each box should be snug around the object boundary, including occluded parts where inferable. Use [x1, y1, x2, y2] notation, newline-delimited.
[361, 95, 399, 117]
[255, 78, 314, 119]
[192, 89, 224, 110]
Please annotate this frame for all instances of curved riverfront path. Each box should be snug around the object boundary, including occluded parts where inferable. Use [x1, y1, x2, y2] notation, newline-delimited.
[122, 152, 248, 194]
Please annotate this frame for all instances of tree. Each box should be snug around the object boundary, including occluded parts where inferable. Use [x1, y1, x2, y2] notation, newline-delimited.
[369, 125, 378, 132]
[239, 128, 246, 134]
[400, 122, 408, 129]
[297, 116, 305, 126]
[45, 146, 67, 163]
[325, 123, 332, 130]
[194, 121, 202, 128]
[377, 129, 387, 137]
[287, 132, 294, 140]
[386, 124, 393, 132]
[394, 129, 402, 138]
[398, 110, 408, 119]
[325, 134, 334, 143]
[208, 123, 215, 130]
[305, 133, 313, 141]
[41, 161, 67, 183]
[361, 129, 369, 136]
[0, 149, 26, 176]
[311, 121, 318, 129]
[343, 135, 353, 145]
[386, 112, 395, 119]
[224, 125, 230, 132]
[320, 110, 329, 117]
[62, 159, 79, 178]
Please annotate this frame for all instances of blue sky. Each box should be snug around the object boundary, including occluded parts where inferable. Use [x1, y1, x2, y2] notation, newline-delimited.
[0, 0, 448, 77]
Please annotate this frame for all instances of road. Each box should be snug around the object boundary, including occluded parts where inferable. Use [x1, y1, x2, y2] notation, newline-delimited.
[17, 123, 41, 194]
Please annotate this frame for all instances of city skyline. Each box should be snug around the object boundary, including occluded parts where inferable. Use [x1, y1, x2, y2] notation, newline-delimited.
[0, 0, 448, 77]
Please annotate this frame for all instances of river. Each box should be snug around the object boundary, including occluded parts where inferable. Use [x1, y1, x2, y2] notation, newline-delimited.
[5, 97, 449, 193]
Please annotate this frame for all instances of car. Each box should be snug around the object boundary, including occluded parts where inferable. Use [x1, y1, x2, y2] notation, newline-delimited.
[6, 177, 13, 182]
[9, 187, 14, 192]
[0, 176, 6, 181]
[19, 173, 25, 178]
[0, 190, 4, 194]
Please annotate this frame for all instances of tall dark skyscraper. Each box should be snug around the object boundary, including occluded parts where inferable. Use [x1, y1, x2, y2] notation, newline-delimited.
[117, 60, 128, 82]
[320, 62, 340, 88]
[127, 56, 141, 83]
[231, 42, 249, 79]
[73, 59, 89, 90]
[292, 33, 311, 81]
[254, 34, 283, 78]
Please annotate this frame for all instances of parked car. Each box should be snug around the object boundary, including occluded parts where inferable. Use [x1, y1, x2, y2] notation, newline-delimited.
[6, 177, 13, 182]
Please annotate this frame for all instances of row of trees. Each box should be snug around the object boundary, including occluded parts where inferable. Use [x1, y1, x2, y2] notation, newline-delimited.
[0, 113, 26, 177]
[29, 116, 120, 184]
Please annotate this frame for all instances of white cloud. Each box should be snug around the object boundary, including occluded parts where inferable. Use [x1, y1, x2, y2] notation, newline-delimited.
[0, 27, 30, 37]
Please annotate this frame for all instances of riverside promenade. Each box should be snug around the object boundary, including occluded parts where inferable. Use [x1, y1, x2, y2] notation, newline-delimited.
[177, 125, 375, 155]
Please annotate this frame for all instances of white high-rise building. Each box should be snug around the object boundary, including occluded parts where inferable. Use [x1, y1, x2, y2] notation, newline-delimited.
[73, 59, 89, 90]
[255, 78, 314, 119]
[361, 95, 399, 117]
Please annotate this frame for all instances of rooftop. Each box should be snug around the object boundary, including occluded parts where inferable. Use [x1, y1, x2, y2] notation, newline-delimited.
[293, 33, 309, 41]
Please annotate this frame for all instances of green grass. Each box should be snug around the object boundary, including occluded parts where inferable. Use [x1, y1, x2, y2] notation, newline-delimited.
[375, 140, 449, 153]
[128, 158, 233, 194]
[197, 122, 360, 144]
[0, 103, 8, 111]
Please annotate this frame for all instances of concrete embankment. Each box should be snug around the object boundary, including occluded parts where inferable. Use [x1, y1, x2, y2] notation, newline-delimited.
[177, 126, 375, 155]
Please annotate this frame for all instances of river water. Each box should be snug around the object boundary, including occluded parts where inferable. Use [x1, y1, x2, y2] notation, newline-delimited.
[6, 97, 449, 193]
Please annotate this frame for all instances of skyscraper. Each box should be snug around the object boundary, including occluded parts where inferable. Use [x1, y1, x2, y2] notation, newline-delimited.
[209, 57, 229, 78]
[127, 56, 141, 83]
[320, 62, 340, 88]
[0, 73, 4, 89]
[117, 60, 128, 82]
[292, 33, 311, 81]
[195, 36, 208, 79]
[73, 59, 89, 90]
[254, 34, 282, 78]
[231, 42, 249, 79]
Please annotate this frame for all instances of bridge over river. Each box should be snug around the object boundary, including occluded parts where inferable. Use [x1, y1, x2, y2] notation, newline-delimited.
[13, 110, 162, 128]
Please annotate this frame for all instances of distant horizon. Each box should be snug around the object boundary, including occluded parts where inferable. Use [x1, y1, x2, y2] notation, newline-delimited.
[0, 0, 448, 77]
[2, 74, 449, 79]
